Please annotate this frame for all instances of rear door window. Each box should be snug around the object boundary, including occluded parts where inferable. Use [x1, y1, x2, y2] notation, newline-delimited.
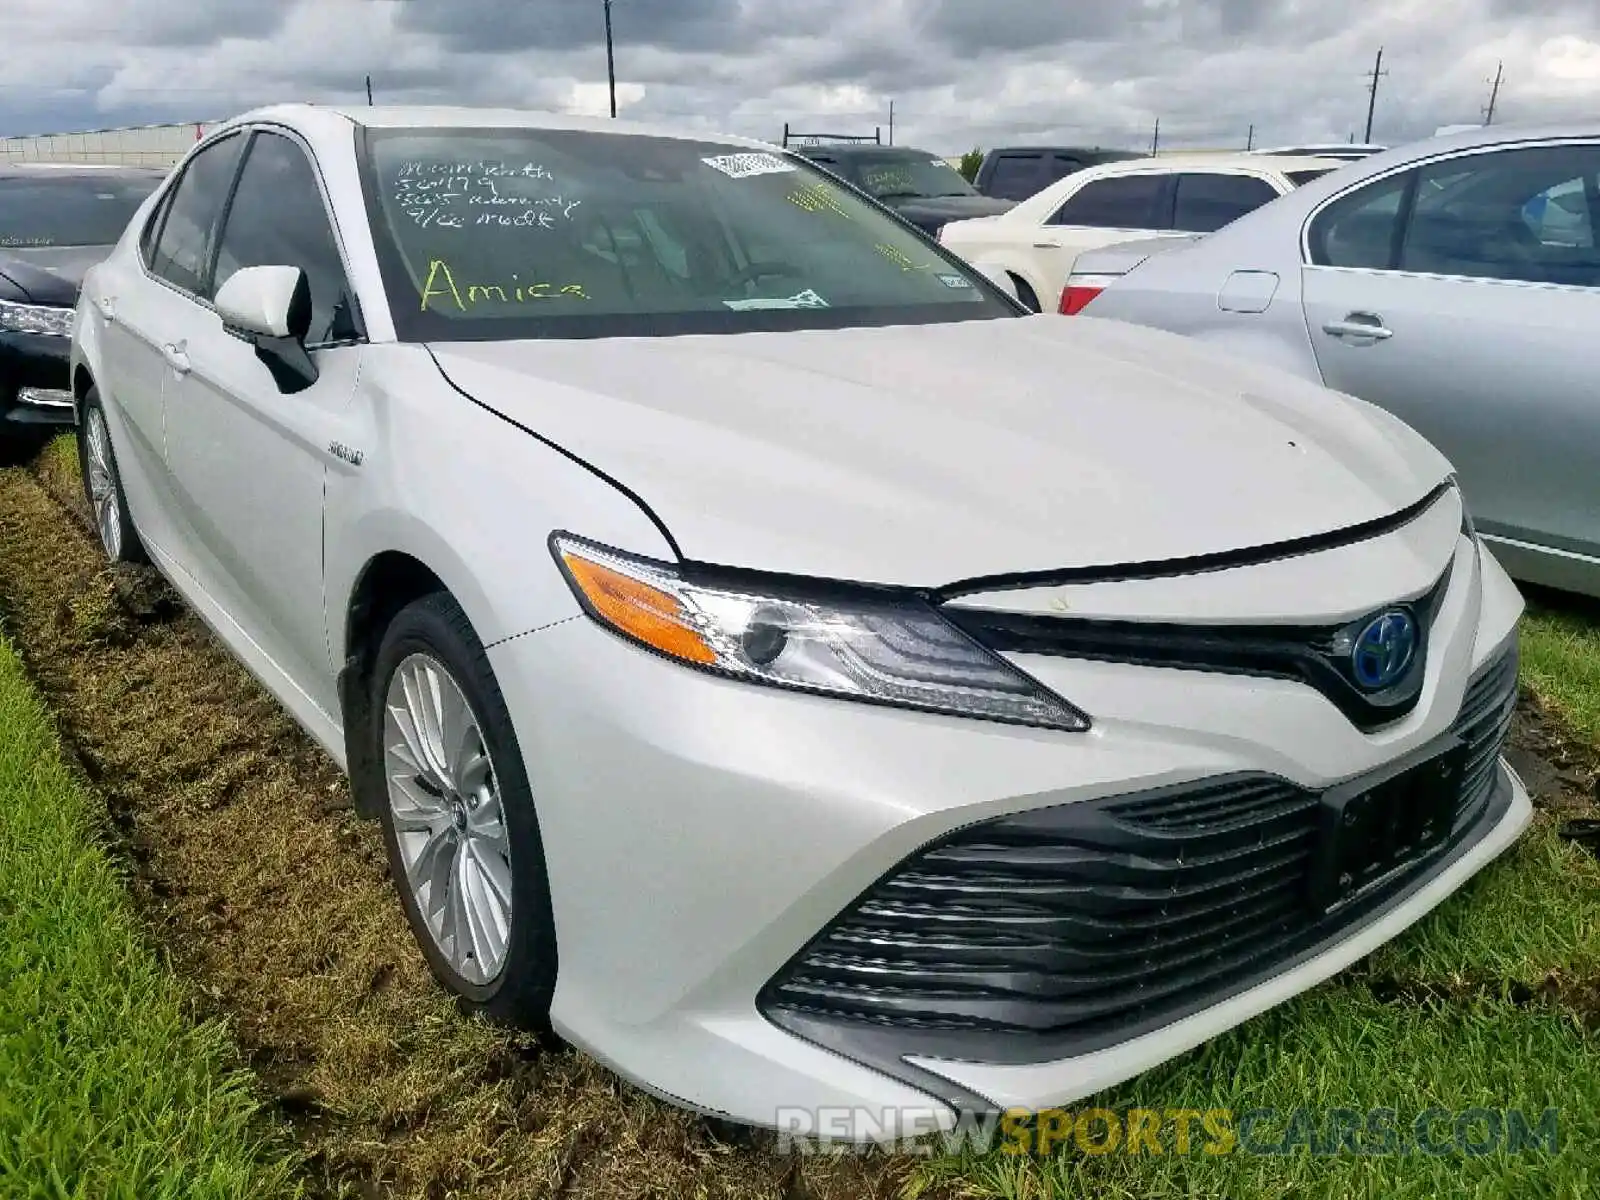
[1400, 144, 1600, 285]
[1049, 174, 1169, 228]
[1171, 173, 1281, 232]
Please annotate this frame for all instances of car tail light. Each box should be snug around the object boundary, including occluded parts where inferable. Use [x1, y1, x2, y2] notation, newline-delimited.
[1059, 273, 1116, 315]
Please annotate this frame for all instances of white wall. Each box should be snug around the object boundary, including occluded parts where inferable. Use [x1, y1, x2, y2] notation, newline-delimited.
[0, 122, 221, 168]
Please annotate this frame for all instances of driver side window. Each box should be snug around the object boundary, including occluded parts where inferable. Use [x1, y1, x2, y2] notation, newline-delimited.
[210, 130, 360, 346]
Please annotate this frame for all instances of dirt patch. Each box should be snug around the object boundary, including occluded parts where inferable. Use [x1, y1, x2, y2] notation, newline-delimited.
[0, 459, 935, 1200]
[1361, 968, 1600, 1032]
[1508, 690, 1600, 816]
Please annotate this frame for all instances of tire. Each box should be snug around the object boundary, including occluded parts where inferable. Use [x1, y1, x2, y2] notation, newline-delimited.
[1011, 275, 1042, 313]
[367, 591, 558, 1027]
[77, 388, 147, 564]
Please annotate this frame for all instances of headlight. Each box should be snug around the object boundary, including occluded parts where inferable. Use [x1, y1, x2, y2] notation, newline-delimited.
[0, 298, 74, 338]
[551, 533, 1090, 732]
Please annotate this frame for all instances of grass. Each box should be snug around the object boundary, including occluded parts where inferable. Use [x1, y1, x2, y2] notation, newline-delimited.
[1522, 600, 1600, 751]
[0, 625, 301, 1198]
[5, 432, 1600, 1198]
[915, 989, 1597, 1198]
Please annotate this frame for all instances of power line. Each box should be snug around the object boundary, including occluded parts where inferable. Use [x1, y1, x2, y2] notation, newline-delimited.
[1362, 46, 1387, 143]
[603, 0, 617, 118]
[1483, 60, 1504, 124]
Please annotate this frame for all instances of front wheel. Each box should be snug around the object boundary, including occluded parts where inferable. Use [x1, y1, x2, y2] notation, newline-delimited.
[368, 591, 558, 1026]
[77, 389, 146, 564]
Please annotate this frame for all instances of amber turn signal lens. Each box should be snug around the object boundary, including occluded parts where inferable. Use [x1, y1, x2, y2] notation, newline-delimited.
[560, 550, 719, 664]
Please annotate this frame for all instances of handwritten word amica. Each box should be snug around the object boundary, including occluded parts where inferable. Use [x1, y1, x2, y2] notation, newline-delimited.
[420, 259, 589, 311]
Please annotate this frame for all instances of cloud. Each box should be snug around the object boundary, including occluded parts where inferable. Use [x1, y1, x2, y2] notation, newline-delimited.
[0, 0, 1596, 154]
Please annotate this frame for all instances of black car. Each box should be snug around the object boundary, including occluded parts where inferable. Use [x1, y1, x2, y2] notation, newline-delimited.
[0, 163, 165, 441]
[789, 144, 1014, 238]
[972, 146, 1146, 201]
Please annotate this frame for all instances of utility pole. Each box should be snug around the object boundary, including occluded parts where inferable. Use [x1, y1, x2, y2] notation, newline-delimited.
[365, 74, 372, 105]
[1363, 46, 1387, 143]
[1150, 117, 1160, 155]
[1483, 60, 1504, 124]
[888, 99, 894, 145]
[603, 0, 617, 118]
[1246, 123, 1254, 150]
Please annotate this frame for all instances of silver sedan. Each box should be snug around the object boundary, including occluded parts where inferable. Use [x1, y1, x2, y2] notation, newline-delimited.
[1067, 123, 1600, 599]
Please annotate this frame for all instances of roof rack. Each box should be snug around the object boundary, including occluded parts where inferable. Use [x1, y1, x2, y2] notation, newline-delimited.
[780, 123, 881, 148]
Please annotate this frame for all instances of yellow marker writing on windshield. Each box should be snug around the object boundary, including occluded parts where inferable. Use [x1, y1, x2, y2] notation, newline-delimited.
[787, 184, 852, 219]
[874, 243, 932, 271]
[420, 259, 589, 310]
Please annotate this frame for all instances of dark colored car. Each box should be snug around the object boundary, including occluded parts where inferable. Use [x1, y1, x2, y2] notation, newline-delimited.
[0, 163, 165, 440]
[789, 144, 1014, 238]
[973, 146, 1146, 201]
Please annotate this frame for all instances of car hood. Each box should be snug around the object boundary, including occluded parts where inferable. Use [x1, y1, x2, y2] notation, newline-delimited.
[888, 194, 1016, 224]
[428, 316, 1451, 587]
[0, 245, 108, 304]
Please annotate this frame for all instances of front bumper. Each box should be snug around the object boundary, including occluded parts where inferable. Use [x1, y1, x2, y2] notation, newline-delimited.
[485, 531, 1529, 1135]
[1, 331, 75, 429]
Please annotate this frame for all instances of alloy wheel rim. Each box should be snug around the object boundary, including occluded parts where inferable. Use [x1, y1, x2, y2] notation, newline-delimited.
[382, 653, 513, 985]
[84, 410, 122, 560]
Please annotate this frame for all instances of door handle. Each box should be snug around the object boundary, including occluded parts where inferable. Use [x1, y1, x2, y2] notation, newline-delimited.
[161, 342, 191, 375]
[1032, 242, 1057, 249]
[1322, 313, 1393, 341]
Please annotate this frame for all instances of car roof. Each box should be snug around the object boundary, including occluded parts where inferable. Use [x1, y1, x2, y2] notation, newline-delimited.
[1347, 120, 1600, 169]
[791, 143, 934, 158]
[1092, 152, 1343, 173]
[984, 146, 1142, 156]
[218, 102, 782, 153]
[1256, 143, 1386, 154]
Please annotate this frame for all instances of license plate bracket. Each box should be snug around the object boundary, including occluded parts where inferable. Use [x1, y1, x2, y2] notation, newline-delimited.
[1307, 738, 1467, 915]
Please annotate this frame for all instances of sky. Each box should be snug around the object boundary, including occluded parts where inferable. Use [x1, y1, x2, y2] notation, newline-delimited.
[4, 0, 1599, 154]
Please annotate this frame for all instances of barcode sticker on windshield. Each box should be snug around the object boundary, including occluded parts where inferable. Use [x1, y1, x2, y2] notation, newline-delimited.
[702, 152, 796, 179]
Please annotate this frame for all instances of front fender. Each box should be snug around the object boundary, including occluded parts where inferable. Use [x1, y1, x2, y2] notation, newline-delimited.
[69, 266, 105, 422]
[324, 346, 677, 665]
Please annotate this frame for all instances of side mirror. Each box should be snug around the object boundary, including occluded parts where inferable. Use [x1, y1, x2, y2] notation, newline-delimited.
[214, 264, 319, 393]
[971, 261, 1018, 302]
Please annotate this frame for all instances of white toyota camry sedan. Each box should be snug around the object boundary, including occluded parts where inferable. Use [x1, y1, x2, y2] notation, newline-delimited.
[70, 104, 1529, 1137]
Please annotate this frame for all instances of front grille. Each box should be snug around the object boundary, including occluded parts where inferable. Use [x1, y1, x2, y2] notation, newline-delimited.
[760, 640, 1518, 1057]
[941, 565, 1454, 733]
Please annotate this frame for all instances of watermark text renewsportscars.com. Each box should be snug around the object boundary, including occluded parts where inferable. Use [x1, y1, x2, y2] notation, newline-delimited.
[773, 1105, 1561, 1158]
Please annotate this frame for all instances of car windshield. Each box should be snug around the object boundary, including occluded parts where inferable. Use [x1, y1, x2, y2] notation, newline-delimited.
[1286, 169, 1336, 186]
[837, 153, 977, 199]
[361, 128, 1013, 341]
[0, 172, 161, 248]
